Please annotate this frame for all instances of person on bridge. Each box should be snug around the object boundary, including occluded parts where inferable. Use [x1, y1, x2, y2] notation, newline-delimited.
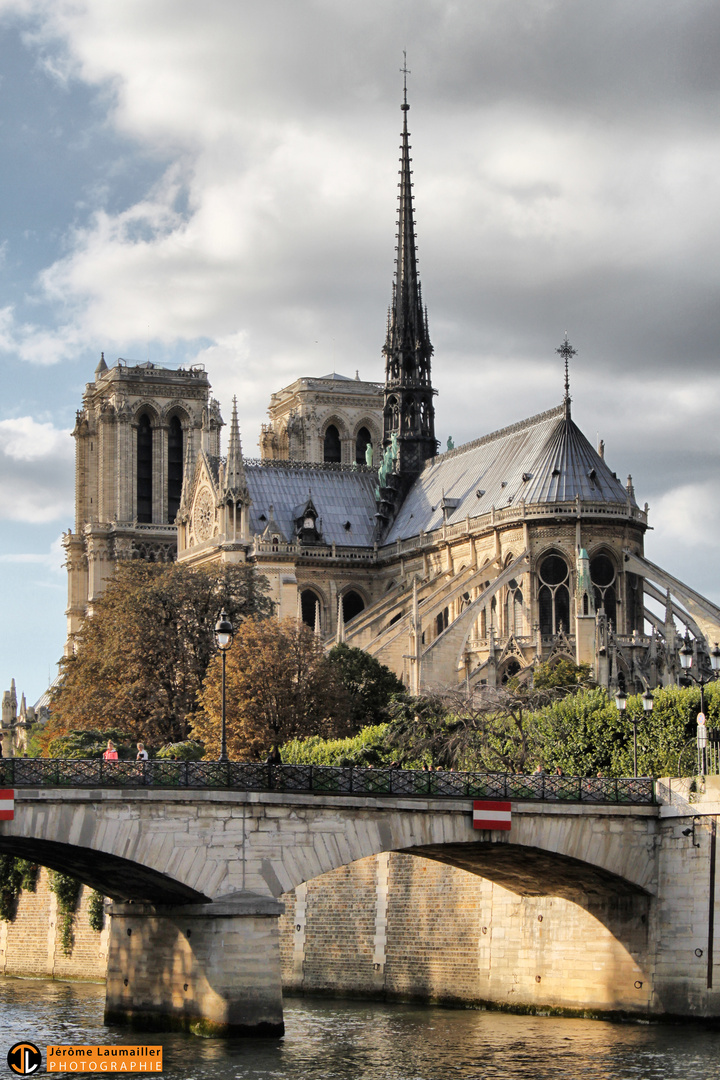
[266, 745, 282, 766]
[136, 742, 148, 761]
[103, 740, 118, 761]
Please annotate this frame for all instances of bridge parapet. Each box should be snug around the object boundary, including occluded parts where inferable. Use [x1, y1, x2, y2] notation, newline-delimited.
[0, 758, 655, 805]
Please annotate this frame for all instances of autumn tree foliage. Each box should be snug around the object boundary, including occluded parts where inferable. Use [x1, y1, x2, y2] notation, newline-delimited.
[47, 561, 272, 750]
[193, 617, 353, 759]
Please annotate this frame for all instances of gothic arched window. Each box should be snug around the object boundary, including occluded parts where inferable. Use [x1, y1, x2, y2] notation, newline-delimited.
[501, 659, 521, 685]
[137, 413, 153, 523]
[385, 397, 399, 433]
[300, 589, 322, 630]
[342, 590, 365, 624]
[167, 416, 183, 523]
[538, 554, 570, 637]
[507, 581, 524, 637]
[591, 554, 617, 628]
[323, 425, 341, 463]
[355, 427, 372, 465]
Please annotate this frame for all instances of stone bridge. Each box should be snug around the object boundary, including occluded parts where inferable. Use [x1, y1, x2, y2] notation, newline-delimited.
[0, 781, 716, 1034]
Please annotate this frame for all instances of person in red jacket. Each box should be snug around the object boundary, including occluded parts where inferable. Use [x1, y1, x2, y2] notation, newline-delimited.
[103, 740, 118, 761]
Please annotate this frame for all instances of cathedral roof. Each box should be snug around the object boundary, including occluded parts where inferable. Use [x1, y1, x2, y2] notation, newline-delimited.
[245, 465, 378, 547]
[385, 404, 636, 543]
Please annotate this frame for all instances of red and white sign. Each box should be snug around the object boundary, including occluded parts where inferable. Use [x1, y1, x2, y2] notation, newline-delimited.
[473, 800, 511, 831]
[0, 789, 14, 820]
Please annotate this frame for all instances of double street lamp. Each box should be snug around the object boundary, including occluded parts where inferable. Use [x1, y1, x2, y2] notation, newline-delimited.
[679, 633, 720, 775]
[214, 610, 234, 763]
[615, 687, 654, 778]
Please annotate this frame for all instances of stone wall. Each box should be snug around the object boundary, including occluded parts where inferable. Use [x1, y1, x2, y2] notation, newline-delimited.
[0, 868, 108, 980]
[0, 842, 710, 1021]
[278, 852, 653, 1018]
[2, 857, 650, 1020]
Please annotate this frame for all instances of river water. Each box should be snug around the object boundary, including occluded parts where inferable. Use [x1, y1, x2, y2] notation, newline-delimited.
[2, 977, 720, 1080]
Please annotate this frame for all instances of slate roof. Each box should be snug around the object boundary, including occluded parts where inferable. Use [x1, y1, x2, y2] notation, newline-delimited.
[385, 405, 635, 543]
[245, 464, 378, 547]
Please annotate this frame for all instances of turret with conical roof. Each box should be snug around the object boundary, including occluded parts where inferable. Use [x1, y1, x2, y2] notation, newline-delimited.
[382, 60, 436, 478]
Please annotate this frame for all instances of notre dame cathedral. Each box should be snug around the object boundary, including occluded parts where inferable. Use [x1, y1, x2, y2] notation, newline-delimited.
[62, 86, 720, 696]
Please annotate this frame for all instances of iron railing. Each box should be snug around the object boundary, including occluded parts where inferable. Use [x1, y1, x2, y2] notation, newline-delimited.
[0, 759, 655, 804]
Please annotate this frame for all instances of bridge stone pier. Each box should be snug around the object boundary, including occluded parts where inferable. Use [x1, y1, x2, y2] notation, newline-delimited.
[0, 782, 718, 1033]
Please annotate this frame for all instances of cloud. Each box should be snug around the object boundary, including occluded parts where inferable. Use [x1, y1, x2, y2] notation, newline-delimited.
[0, 0, 718, 597]
[0, 0, 717, 388]
[0, 534, 65, 572]
[0, 417, 74, 521]
[652, 481, 720, 552]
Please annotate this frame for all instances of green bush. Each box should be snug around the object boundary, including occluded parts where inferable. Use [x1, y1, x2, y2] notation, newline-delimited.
[49, 871, 82, 955]
[0, 857, 39, 921]
[279, 680, 715, 779]
[282, 725, 395, 767]
[156, 740, 205, 761]
[87, 890, 105, 932]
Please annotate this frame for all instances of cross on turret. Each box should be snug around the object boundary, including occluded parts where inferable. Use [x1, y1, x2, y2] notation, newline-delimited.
[400, 51, 410, 109]
[556, 333, 577, 418]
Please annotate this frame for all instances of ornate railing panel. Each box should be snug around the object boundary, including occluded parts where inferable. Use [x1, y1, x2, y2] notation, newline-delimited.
[0, 759, 655, 804]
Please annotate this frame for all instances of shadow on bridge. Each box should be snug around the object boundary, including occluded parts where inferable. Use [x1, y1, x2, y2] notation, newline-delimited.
[401, 841, 651, 943]
[0, 836, 209, 905]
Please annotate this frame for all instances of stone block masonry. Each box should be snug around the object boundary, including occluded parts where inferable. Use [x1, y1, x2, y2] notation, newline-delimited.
[3, 858, 650, 1019]
[0, 868, 108, 980]
[2, 787, 720, 1025]
[104, 895, 284, 1037]
[278, 853, 654, 1018]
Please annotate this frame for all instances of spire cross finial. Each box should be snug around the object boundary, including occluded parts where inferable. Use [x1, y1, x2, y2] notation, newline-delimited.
[556, 332, 577, 403]
[401, 51, 410, 110]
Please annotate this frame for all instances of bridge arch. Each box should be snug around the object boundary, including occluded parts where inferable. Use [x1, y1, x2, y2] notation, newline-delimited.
[1, 790, 657, 905]
[0, 834, 208, 905]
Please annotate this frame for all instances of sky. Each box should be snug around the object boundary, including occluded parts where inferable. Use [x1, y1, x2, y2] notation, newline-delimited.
[1, 0, 720, 704]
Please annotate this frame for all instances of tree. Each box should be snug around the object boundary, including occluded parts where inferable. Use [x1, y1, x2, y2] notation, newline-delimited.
[326, 644, 404, 729]
[533, 659, 594, 690]
[387, 683, 563, 773]
[47, 561, 272, 750]
[46, 728, 135, 760]
[535, 681, 719, 778]
[193, 617, 352, 759]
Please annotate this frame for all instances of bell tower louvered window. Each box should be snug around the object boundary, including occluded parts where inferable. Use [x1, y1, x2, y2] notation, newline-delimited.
[167, 416, 183, 523]
[137, 414, 153, 523]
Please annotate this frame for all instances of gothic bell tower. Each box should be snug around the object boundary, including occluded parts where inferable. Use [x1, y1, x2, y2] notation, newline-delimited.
[381, 64, 437, 477]
[63, 356, 220, 653]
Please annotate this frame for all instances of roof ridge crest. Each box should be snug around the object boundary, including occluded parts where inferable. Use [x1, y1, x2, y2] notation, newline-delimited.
[426, 404, 565, 468]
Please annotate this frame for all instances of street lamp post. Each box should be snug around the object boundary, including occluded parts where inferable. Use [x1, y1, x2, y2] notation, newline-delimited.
[614, 686, 653, 778]
[639, 689, 654, 779]
[679, 634, 720, 776]
[214, 610, 234, 763]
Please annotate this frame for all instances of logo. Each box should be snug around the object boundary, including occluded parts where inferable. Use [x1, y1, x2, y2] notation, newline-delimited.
[7, 1043, 42, 1076]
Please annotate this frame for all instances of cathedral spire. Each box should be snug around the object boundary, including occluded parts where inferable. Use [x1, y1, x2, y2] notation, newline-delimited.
[223, 396, 247, 500]
[382, 56, 436, 478]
